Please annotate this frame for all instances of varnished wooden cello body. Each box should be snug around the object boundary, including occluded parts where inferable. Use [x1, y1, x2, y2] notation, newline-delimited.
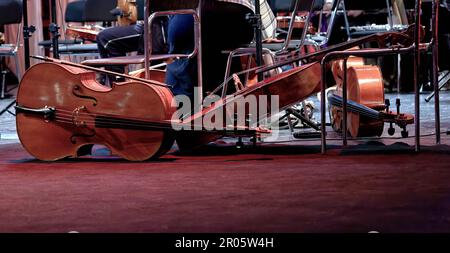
[330, 55, 386, 137]
[16, 62, 175, 161]
[16, 30, 417, 161]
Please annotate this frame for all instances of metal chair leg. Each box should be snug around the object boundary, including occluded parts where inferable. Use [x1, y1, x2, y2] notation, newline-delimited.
[0, 100, 16, 116]
[14, 54, 21, 82]
[1, 69, 6, 99]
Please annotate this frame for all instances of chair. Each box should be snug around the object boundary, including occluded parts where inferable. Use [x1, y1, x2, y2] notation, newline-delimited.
[326, 0, 401, 40]
[226, 0, 325, 69]
[58, 0, 118, 60]
[0, 0, 22, 100]
[222, 0, 326, 93]
[82, 0, 204, 100]
[39, 0, 117, 61]
[264, 0, 325, 53]
[84, 0, 117, 23]
[266, 0, 325, 132]
[217, 1, 325, 136]
[82, 0, 265, 103]
[38, 0, 85, 51]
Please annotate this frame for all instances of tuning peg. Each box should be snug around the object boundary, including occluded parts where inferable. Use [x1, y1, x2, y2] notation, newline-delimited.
[385, 99, 395, 136]
[388, 126, 396, 136]
[385, 99, 390, 112]
[236, 137, 244, 149]
[246, 114, 252, 127]
[401, 127, 409, 138]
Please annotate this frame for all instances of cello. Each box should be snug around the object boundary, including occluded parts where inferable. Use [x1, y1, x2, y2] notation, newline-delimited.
[329, 52, 386, 137]
[15, 61, 175, 161]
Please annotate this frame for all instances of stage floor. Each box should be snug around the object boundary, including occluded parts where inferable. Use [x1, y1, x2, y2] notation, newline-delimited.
[1, 91, 450, 232]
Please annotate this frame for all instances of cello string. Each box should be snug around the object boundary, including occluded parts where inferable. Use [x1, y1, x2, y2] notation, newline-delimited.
[53, 105, 380, 131]
[54, 115, 173, 129]
[51, 90, 387, 130]
[53, 97, 383, 127]
[54, 113, 253, 132]
[54, 105, 398, 133]
[53, 117, 172, 131]
[53, 115, 214, 132]
[53, 110, 438, 143]
[55, 111, 411, 141]
[53, 109, 175, 125]
[54, 113, 188, 130]
[54, 112, 176, 127]
[48, 106, 193, 129]
[55, 106, 376, 122]
[54, 110, 253, 131]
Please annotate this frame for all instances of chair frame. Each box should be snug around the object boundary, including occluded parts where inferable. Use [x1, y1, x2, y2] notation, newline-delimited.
[52, 0, 117, 61]
[81, 0, 203, 104]
[219, 0, 326, 137]
[144, 1, 203, 109]
[280, 0, 323, 53]
[222, 0, 325, 86]
[325, 0, 396, 41]
[1, 16, 23, 98]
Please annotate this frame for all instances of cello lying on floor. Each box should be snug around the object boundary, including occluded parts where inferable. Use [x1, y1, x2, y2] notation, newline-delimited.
[329, 52, 413, 138]
[329, 49, 414, 138]
[15, 30, 416, 161]
[15, 62, 176, 161]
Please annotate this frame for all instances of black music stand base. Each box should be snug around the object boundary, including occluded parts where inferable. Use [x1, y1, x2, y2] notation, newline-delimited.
[0, 63, 17, 116]
[0, 100, 16, 116]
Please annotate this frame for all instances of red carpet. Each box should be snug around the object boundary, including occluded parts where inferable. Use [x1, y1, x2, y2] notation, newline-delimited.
[1, 142, 450, 232]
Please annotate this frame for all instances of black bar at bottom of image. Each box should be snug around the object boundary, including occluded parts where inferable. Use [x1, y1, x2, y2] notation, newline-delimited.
[0, 233, 449, 251]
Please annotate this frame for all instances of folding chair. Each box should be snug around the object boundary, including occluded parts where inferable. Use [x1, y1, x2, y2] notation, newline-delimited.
[82, 0, 203, 101]
[0, 0, 22, 100]
[218, 1, 326, 137]
[38, 0, 86, 52]
[82, 0, 266, 106]
[58, 0, 118, 61]
[220, 0, 325, 95]
[326, 0, 405, 40]
[264, 0, 325, 53]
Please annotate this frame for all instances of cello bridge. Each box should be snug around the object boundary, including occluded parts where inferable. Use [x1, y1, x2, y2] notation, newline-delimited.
[72, 106, 88, 127]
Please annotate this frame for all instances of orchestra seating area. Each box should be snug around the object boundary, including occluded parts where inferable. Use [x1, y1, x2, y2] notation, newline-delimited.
[1, 0, 450, 235]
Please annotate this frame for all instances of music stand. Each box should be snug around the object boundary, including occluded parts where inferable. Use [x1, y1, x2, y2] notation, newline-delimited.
[49, 0, 60, 59]
[0, 0, 33, 117]
[253, 0, 264, 81]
